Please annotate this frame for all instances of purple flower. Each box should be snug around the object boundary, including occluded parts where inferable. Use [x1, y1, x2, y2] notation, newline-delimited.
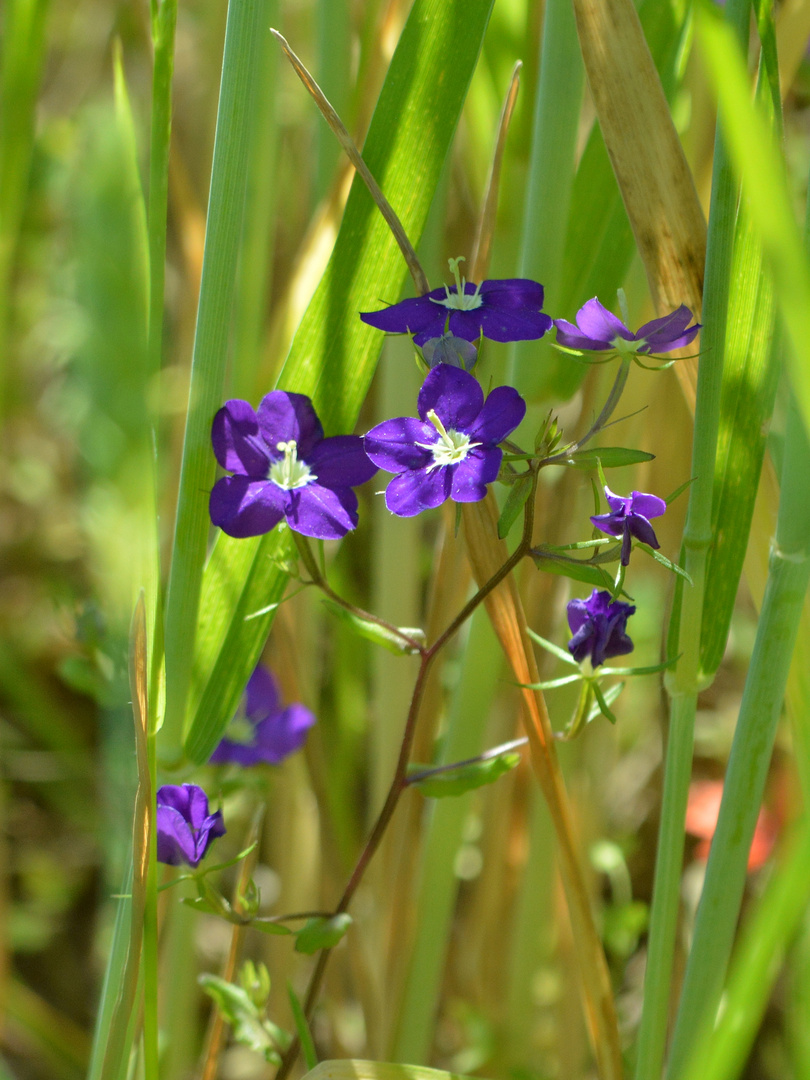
[156, 784, 226, 868]
[360, 258, 552, 347]
[209, 392, 377, 540]
[555, 298, 700, 354]
[567, 590, 636, 668]
[591, 486, 667, 566]
[210, 666, 315, 767]
[364, 364, 526, 517]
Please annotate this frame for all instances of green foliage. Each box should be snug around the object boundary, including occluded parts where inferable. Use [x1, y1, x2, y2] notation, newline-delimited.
[294, 913, 353, 955]
[407, 752, 521, 799]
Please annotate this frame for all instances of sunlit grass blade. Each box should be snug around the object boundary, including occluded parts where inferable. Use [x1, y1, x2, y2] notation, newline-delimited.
[698, 5, 810, 433]
[161, 0, 266, 759]
[0, 0, 49, 417]
[183, 0, 497, 765]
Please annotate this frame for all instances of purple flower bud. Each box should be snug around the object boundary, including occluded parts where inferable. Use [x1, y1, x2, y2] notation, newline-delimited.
[555, 297, 700, 355]
[209, 392, 377, 540]
[567, 589, 636, 668]
[210, 666, 315, 767]
[156, 784, 226, 868]
[422, 333, 478, 371]
[590, 486, 667, 565]
[364, 364, 526, 517]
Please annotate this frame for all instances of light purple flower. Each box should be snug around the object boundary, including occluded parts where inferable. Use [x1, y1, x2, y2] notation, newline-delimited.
[156, 784, 226, 868]
[210, 666, 315, 767]
[364, 364, 526, 517]
[567, 590, 636, 668]
[591, 486, 667, 566]
[361, 259, 552, 347]
[555, 298, 700, 354]
[209, 392, 377, 540]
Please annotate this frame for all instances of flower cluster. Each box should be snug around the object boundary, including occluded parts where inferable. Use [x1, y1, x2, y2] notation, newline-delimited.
[566, 590, 636, 669]
[156, 784, 226, 868]
[555, 297, 700, 356]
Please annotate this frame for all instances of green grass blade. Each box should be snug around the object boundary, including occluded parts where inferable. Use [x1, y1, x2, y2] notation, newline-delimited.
[161, 0, 266, 758]
[698, 6, 810, 435]
[667, 394, 810, 1078]
[183, 0, 497, 764]
[679, 823, 810, 1080]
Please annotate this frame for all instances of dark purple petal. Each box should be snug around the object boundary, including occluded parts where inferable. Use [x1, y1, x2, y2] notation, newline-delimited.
[156, 785, 225, 868]
[210, 475, 286, 538]
[628, 515, 660, 549]
[473, 307, 552, 343]
[604, 486, 629, 514]
[566, 590, 635, 667]
[629, 491, 667, 519]
[244, 666, 280, 722]
[156, 805, 199, 865]
[418, 364, 483, 431]
[635, 306, 701, 352]
[212, 400, 271, 477]
[360, 293, 448, 341]
[575, 298, 633, 343]
[450, 448, 502, 502]
[257, 392, 324, 458]
[478, 278, 546, 309]
[251, 703, 316, 763]
[285, 484, 359, 539]
[365, 418, 436, 472]
[384, 466, 452, 516]
[590, 511, 625, 538]
[307, 435, 377, 488]
[466, 385, 526, 445]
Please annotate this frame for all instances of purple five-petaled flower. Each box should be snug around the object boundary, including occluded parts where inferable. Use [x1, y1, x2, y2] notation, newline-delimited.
[209, 392, 377, 540]
[591, 486, 667, 566]
[210, 666, 315, 767]
[361, 259, 552, 347]
[156, 784, 226, 868]
[555, 297, 700, 354]
[567, 590, 636, 668]
[364, 364, 526, 517]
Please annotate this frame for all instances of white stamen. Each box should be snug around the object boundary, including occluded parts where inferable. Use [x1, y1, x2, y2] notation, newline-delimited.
[430, 255, 484, 312]
[416, 408, 481, 470]
[269, 439, 314, 490]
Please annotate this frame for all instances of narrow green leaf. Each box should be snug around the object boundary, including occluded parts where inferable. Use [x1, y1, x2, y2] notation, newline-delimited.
[320, 598, 425, 655]
[248, 919, 294, 937]
[294, 913, 353, 955]
[288, 983, 318, 1072]
[497, 474, 533, 539]
[531, 548, 616, 589]
[526, 628, 579, 666]
[407, 752, 521, 799]
[560, 447, 655, 469]
[636, 542, 692, 584]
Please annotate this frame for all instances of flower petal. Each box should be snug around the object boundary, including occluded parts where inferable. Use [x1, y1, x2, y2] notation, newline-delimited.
[554, 319, 612, 351]
[210, 476, 286, 538]
[156, 805, 198, 866]
[450, 447, 502, 502]
[257, 391, 324, 458]
[629, 491, 667, 519]
[575, 298, 633, 343]
[479, 278, 546, 309]
[590, 511, 624, 538]
[628, 515, 660, 549]
[365, 418, 436, 473]
[418, 364, 483, 431]
[245, 666, 280, 723]
[466, 385, 526, 444]
[384, 466, 452, 516]
[285, 484, 359, 539]
[360, 293, 447, 342]
[212, 399, 271, 476]
[252, 703, 316, 763]
[307, 435, 378, 488]
[636, 306, 701, 352]
[472, 307, 552, 343]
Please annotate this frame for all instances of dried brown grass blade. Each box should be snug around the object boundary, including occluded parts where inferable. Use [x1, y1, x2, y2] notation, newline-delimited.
[462, 497, 622, 1080]
[572, 0, 707, 410]
[470, 61, 523, 282]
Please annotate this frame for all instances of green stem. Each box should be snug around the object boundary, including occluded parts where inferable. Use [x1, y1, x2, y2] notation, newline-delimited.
[633, 0, 751, 1075]
[161, 0, 265, 760]
[142, 735, 159, 1080]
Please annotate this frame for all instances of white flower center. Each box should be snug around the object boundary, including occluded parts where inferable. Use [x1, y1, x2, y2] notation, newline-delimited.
[611, 334, 642, 356]
[269, 440, 314, 490]
[430, 255, 484, 312]
[417, 409, 481, 470]
[224, 716, 255, 745]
